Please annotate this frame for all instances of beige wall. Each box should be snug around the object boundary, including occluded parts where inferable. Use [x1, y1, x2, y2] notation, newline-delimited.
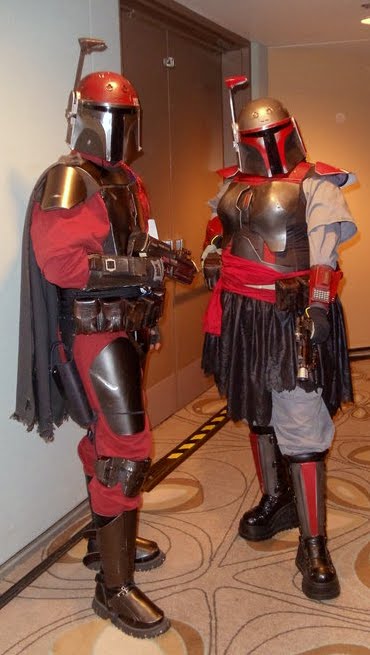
[1, 0, 122, 565]
[269, 44, 370, 348]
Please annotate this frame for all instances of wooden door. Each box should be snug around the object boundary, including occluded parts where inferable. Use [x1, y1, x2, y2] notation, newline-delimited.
[120, 1, 249, 425]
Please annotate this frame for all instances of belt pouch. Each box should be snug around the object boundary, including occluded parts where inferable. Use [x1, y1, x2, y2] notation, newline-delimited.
[73, 298, 100, 334]
[121, 298, 145, 331]
[101, 298, 122, 332]
[52, 345, 95, 428]
[275, 278, 301, 312]
[296, 276, 309, 312]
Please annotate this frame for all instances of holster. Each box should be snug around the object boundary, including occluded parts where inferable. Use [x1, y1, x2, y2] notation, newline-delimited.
[275, 276, 309, 313]
[95, 456, 152, 497]
[52, 344, 95, 428]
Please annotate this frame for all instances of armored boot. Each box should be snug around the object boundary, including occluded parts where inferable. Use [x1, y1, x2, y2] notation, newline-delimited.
[288, 451, 340, 600]
[92, 509, 170, 638]
[239, 427, 299, 541]
[83, 475, 165, 572]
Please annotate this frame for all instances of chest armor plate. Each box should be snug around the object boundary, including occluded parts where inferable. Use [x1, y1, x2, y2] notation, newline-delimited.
[83, 162, 146, 256]
[218, 180, 309, 272]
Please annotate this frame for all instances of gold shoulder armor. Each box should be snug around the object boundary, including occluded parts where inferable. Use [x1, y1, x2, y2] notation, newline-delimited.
[40, 164, 100, 211]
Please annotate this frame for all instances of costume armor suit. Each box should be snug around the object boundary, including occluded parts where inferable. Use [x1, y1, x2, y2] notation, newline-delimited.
[13, 39, 195, 639]
[202, 86, 357, 600]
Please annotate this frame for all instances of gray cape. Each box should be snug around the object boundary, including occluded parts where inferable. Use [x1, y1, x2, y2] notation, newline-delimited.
[12, 180, 67, 441]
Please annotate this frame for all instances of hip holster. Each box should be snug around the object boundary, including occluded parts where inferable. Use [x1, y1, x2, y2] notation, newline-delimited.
[52, 343, 95, 428]
[275, 275, 309, 313]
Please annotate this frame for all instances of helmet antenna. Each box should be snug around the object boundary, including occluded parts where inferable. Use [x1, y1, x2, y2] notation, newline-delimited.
[73, 37, 107, 90]
[225, 76, 248, 169]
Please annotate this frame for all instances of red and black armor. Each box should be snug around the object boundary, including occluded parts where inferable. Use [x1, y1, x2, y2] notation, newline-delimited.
[202, 80, 356, 603]
[66, 70, 142, 165]
[237, 97, 306, 177]
[14, 38, 175, 638]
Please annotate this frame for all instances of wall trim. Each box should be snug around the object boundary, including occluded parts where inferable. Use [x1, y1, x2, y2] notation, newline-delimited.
[349, 347, 370, 360]
[120, 0, 249, 52]
[0, 500, 89, 578]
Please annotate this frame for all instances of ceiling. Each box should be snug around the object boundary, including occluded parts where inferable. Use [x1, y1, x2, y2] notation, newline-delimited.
[176, 0, 370, 48]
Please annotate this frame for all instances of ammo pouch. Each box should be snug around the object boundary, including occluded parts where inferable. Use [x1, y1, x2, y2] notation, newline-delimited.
[51, 342, 95, 428]
[275, 275, 309, 313]
[95, 456, 152, 497]
[73, 290, 165, 335]
[87, 254, 164, 289]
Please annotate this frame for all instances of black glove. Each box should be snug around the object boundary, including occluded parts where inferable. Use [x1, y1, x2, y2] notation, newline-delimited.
[202, 250, 222, 290]
[307, 306, 330, 344]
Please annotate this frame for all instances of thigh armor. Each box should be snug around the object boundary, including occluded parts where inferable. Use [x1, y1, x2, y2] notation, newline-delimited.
[90, 337, 145, 435]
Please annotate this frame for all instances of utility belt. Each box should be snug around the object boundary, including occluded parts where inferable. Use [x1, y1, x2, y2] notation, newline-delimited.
[73, 293, 164, 334]
[58, 287, 165, 340]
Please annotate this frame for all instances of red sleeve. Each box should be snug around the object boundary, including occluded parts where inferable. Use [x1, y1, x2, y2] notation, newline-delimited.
[30, 193, 110, 289]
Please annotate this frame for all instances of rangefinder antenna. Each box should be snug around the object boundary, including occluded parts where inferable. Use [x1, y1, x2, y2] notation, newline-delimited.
[225, 76, 249, 170]
[73, 37, 107, 90]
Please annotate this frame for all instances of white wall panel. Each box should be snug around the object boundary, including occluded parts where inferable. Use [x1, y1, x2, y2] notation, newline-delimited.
[0, 0, 121, 565]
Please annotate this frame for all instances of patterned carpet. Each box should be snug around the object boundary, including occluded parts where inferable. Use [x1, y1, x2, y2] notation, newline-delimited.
[0, 360, 369, 654]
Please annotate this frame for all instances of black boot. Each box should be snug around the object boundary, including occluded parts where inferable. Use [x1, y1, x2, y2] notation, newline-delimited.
[288, 451, 340, 600]
[83, 475, 165, 572]
[239, 427, 299, 541]
[92, 510, 170, 638]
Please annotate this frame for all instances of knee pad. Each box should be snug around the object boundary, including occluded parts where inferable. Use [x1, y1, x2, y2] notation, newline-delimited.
[95, 456, 151, 497]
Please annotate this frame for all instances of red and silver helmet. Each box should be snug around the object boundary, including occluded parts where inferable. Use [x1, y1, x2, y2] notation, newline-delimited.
[237, 97, 306, 177]
[66, 71, 142, 164]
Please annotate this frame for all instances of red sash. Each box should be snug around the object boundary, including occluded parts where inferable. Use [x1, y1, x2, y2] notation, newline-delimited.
[203, 249, 309, 336]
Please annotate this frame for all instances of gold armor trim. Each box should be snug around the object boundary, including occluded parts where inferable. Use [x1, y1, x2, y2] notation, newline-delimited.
[40, 164, 100, 210]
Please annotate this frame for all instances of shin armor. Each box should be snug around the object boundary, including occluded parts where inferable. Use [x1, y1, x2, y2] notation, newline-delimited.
[239, 427, 298, 541]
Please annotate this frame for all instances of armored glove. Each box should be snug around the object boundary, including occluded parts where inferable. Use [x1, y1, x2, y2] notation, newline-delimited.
[306, 264, 343, 344]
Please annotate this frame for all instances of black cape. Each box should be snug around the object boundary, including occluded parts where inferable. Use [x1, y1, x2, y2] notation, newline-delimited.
[12, 180, 67, 441]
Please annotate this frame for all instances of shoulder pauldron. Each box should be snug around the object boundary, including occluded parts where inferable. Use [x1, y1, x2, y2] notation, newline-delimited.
[38, 163, 102, 211]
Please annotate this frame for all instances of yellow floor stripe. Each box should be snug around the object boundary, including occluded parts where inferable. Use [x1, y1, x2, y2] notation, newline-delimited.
[143, 405, 229, 491]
